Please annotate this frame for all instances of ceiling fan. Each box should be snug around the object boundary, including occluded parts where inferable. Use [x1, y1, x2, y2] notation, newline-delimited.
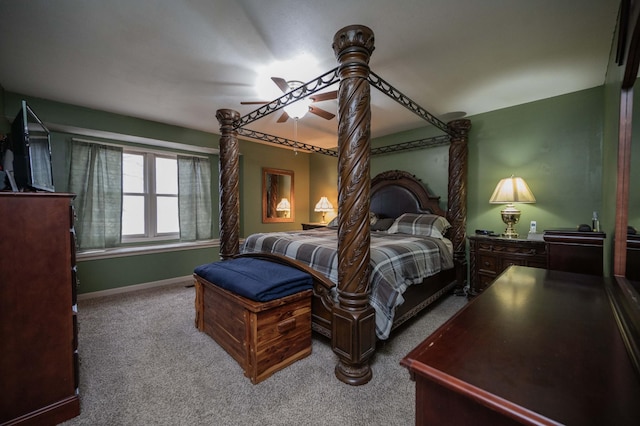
[241, 77, 337, 123]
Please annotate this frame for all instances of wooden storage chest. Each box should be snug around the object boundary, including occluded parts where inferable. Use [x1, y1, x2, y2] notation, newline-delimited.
[194, 274, 312, 384]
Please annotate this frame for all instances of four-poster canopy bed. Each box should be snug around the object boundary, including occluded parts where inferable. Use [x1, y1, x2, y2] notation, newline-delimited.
[208, 24, 471, 385]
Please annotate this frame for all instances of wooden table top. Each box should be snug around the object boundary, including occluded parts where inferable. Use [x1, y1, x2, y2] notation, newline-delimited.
[401, 266, 640, 425]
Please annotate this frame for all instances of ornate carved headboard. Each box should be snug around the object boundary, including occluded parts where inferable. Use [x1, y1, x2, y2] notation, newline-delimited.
[370, 170, 446, 219]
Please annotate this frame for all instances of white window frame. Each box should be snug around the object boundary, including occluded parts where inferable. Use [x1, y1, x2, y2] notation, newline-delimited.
[122, 148, 180, 243]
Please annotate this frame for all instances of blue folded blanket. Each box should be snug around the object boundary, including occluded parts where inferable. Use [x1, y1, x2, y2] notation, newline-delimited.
[194, 257, 313, 302]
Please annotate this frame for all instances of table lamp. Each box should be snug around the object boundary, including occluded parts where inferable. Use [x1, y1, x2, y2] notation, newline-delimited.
[314, 196, 334, 223]
[489, 176, 536, 238]
[276, 198, 291, 218]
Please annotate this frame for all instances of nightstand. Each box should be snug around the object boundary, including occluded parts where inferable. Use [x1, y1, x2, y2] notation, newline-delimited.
[301, 222, 327, 230]
[543, 229, 606, 276]
[468, 235, 547, 293]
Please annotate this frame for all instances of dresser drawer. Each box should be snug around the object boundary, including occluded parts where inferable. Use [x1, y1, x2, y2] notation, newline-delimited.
[498, 256, 526, 270]
[478, 254, 497, 273]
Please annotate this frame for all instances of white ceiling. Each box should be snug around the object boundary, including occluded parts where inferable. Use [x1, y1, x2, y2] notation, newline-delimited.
[0, 0, 620, 149]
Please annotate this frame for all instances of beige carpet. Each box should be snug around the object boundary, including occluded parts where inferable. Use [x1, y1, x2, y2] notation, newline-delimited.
[61, 282, 467, 426]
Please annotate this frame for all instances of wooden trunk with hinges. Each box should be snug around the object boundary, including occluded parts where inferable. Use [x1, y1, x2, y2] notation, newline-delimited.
[194, 274, 312, 384]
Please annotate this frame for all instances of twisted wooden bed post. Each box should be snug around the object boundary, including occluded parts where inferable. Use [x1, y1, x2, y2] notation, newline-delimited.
[447, 119, 471, 288]
[331, 24, 377, 386]
[216, 109, 241, 260]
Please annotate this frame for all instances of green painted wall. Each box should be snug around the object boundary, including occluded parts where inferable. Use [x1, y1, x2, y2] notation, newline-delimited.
[3, 83, 618, 292]
[311, 87, 607, 278]
[356, 88, 604, 238]
[78, 248, 219, 293]
[238, 140, 311, 236]
[3, 93, 225, 294]
[3, 92, 219, 195]
[371, 126, 450, 206]
[309, 125, 449, 222]
[309, 152, 338, 223]
[2, 93, 309, 294]
[467, 88, 603, 236]
[3, 93, 215, 151]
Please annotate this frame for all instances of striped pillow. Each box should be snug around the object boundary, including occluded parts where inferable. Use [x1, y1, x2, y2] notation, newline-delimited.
[387, 213, 451, 239]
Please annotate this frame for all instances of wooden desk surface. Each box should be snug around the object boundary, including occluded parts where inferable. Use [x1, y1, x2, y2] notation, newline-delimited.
[401, 266, 640, 426]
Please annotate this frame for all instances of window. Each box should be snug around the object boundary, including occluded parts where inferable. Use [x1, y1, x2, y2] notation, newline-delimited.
[69, 137, 213, 252]
[122, 151, 179, 241]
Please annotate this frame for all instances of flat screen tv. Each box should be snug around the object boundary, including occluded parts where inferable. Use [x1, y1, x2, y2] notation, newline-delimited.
[3, 100, 54, 192]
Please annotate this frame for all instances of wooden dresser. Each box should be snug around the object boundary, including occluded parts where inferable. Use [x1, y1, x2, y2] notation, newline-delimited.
[0, 192, 80, 425]
[401, 266, 640, 425]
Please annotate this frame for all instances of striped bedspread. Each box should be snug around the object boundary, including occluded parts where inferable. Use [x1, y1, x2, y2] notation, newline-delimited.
[241, 228, 454, 339]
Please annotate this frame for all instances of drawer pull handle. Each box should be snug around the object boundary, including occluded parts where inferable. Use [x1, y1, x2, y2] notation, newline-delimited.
[484, 261, 490, 266]
[277, 318, 296, 333]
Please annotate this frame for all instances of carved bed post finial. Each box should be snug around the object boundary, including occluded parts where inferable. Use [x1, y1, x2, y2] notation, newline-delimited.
[447, 119, 471, 288]
[331, 24, 376, 386]
[216, 109, 241, 260]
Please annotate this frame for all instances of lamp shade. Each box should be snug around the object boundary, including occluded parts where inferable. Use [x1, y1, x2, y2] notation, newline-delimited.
[314, 196, 334, 212]
[314, 196, 333, 223]
[489, 176, 536, 204]
[276, 198, 291, 211]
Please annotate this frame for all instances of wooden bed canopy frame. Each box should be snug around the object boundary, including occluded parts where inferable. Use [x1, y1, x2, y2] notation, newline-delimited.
[214, 25, 471, 385]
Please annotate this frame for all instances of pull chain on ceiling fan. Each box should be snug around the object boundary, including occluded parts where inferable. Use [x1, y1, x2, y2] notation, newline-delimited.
[241, 77, 337, 123]
[293, 117, 299, 156]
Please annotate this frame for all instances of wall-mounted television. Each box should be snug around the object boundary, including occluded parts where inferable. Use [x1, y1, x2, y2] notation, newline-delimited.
[2, 100, 54, 192]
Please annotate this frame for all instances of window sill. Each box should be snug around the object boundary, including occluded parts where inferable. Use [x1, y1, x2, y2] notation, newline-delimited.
[77, 239, 220, 261]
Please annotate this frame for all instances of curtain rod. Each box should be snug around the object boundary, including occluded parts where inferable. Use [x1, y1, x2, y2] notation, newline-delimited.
[48, 122, 218, 156]
[70, 137, 210, 160]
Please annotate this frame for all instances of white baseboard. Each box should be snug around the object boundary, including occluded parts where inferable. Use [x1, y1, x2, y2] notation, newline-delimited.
[77, 275, 194, 300]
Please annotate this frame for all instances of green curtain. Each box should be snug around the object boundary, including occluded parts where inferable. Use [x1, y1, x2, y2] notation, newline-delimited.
[178, 155, 212, 241]
[68, 140, 123, 250]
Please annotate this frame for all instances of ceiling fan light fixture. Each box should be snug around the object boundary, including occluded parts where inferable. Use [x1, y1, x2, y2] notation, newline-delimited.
[282, 80, 312, 119]
[244, 76, 335, 122]
[284, 97, 313, 119]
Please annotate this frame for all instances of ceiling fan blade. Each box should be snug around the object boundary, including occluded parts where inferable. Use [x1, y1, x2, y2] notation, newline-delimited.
[271, 77, 290, 93]
[309, 90, 338, 102]
[309, 105, 335, 120]
[240, 101, 269, 105]
[276, 111, 290, 123]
